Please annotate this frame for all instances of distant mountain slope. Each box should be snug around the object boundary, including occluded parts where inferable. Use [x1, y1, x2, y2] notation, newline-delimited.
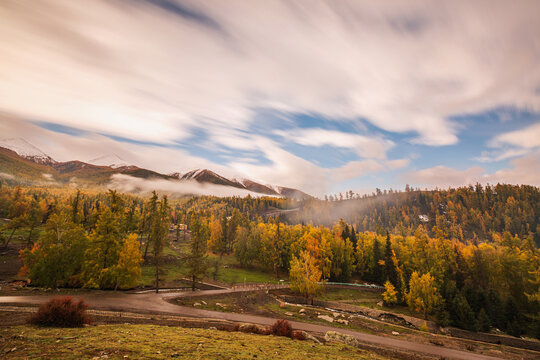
[0, 147, 59, 182]
[275, 186, 312, 200]
[180, 169, 246, 189]
[236, 178, 279, 195]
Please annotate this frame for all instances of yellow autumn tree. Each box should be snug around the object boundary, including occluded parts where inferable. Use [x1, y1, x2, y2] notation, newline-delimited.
[290, 250, 324, 304]
[114, 234, 143, 290]
[382, 281, 398, 306]
[406, 271, 442, 319]
[208, 217, 223, 254]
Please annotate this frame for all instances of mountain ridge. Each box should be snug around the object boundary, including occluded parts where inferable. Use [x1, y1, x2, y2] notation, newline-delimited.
[0, 140, 311, 198]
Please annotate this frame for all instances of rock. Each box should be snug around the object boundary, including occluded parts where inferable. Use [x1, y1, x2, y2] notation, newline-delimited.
[193, 302, 202, 307]
[215, 302, 227, 309]
[391, 331, 399, 335]
[208, 327, 217, 330]
[317, 315, 334, 323]
[332, 313, 340, 318]
[336, 319, 349, 325]
[301, 331, 322, 344]
[299, 308, 305, 313]
[284, 312, 294, 316]
[324, 331, 359, 347]
[299, 313, 305, 316]
[201, 300, 207, 305]
[239, 323, 267, 334]
[377, 301, 384, 307]
[279, 302, 286, 308]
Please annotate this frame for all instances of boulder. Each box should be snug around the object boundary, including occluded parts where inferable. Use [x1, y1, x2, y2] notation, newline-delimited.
[299, 308, 306, 313]
[317, 315, 334, 323]
[324, 331, 359, 347]
[193, 302, 201, 307]
[336, 319, 349, 325]
[301, 331, 322, 344]
[391, 331, 399, 335]
[284, 312, 294, 316]
[332, 312, 340, 318]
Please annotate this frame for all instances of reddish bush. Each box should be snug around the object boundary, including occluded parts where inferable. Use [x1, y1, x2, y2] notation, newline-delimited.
[29, 296, 91, 327]
[270, 319, 293, 338]
[292, 330, 306, 340]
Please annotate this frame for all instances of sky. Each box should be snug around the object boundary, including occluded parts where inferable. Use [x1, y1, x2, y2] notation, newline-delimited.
[1, 0, 540, 197]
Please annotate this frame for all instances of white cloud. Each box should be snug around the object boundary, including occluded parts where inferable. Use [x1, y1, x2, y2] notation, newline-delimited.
[108, 174, 270, 198]
[477, 122, 540, 162]
[0, 0, 539, 147]
[490, 122, 540, 149]
[275, 128, 393, 159]
[404, 151, 540, 188]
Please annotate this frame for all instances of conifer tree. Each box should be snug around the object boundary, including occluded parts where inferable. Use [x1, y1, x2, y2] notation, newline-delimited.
[186, 213, 209, 290]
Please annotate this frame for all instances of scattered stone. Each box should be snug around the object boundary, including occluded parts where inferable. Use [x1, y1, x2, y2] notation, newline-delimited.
[332, 313, 340, 318]
[391, 331, 399, 335]
[279, 302, 286, 308]
[284, 312, 293, 316]
[376, 301, 384, 307]
[299, 308, 305, 313]
[336, 319, 349, 325]
[201, 300, 207, 305]
[193, 302, 201, 307]
[301, 331, 322, 344]
[216, 302, 227, 309]
[299, 313, 305, 316]
[317, 315, 334, 323]
[238, 323, 267, 334]
[208, 327, 217, 330]
[324, 331, 359, 347]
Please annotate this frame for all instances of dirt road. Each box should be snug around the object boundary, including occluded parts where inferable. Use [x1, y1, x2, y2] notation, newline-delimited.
[0, 290, 500, 360]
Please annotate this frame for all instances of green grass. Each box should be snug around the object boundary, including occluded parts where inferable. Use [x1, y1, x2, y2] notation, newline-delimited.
[140, 263, 186, 288]
[0, 324, 390, 359]
[317, 288, 382, 302]
[207, 253, 283, 284]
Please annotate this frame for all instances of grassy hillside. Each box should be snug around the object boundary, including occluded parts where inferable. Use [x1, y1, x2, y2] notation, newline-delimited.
[0, 324, 388, 359]
[0, 147, 59, 183]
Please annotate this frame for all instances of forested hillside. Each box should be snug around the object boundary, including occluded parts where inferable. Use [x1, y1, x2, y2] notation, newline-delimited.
[285, 184, 539, 245]
[0, 183, 538, 338]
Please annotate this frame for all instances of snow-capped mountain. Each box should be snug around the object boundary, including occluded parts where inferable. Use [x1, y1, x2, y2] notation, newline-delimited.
[232, 178, 280, 195]
[176, 169, 311, 199]
[88, 154, 130, 169]
[0, 138, 56, 165]
[179, 169, 245, 189]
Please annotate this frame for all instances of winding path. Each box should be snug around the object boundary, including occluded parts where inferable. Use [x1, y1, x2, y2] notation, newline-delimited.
[0, 290, 501, 360]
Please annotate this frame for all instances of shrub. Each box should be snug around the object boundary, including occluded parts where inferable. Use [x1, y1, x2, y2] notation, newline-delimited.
[270, 319, 292, 338]
[29, 296, 91, 327]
